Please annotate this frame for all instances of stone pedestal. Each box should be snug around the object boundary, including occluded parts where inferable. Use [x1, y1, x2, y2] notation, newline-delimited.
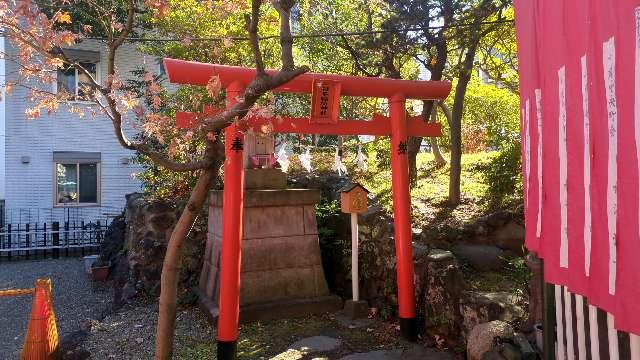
[198, 175, 341, 322]
[344, 300, 369, 319]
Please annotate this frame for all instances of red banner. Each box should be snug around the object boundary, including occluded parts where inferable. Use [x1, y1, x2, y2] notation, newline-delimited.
[515, 0, 640, 335]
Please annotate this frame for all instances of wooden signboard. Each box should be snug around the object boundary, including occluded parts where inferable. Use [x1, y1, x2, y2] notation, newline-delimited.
[311, 79, 341, 124]
[340, 183, 369, 214]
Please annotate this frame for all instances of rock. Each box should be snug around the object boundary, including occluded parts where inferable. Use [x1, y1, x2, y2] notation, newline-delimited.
[481, 350, 506, 360]
[500, 343, 522, 360]
[412, 242, 431, 258]
[109, 194, 207, 306]
[467, 320, 515, 360]
[453, 244, 507, 271]
[98, 214, 126, 265]
[289, 336, 342, 353]
[461, 291, 526, 334]
[513, 333, 536, 360]
[468, 210, 525, 253]
[272, 349, 305, 360]
[415, 249, 466, 348]
[344, 299, 369, 319]
[491, 221, 525, 253]
[356, 207, 399, 312]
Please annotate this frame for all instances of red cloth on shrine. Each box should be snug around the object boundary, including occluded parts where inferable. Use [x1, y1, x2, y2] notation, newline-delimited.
[514, 0, 640, 335]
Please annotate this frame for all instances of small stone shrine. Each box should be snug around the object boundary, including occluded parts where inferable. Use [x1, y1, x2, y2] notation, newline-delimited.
[198, 133, 341, 322]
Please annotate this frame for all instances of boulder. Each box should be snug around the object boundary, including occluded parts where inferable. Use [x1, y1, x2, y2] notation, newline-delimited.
[491, 221, 525, 253]
[111, 193, 207, 306]
[500, 343, 522, 360]
[467, 320, 515, 360]
[460, 292, 525, 334]
[98, 214, 126, 265]
[468, 210, 525, 254]
[453, 244, 508, 271]
[513, 333, 536, 360]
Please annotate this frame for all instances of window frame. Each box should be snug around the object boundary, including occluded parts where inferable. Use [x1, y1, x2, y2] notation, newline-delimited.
[56, 61, 101, 103]
[53, 161, 101, 208]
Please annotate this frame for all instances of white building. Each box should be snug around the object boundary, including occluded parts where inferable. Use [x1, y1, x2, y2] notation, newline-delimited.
[0, 38, 155, 225]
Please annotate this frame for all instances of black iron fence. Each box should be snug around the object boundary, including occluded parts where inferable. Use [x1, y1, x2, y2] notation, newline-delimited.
[0, 219, 112, 260]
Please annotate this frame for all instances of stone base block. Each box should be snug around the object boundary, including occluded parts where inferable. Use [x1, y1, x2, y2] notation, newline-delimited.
[199, 290, 343, 324]
[199, 188, 338, 326]
[343, 299, 369, 319]
[244, 168, 287, 189]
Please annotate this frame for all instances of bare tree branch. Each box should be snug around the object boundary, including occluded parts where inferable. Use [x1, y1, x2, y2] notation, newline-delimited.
[245, 0, 265, 74]
[338, 36, 381, 77]
[112, 0, 135, 50]
[201, 0, 309, 132]
[272, 0, 296, 71]
[203, 65, 309, 132]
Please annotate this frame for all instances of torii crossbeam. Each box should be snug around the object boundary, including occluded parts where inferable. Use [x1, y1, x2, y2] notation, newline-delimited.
[164, 58, 452, 360]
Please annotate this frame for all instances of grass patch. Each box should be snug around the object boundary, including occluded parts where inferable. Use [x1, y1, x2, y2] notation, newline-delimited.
[178, 314, 402, 360]
[460, 256, 531, 295]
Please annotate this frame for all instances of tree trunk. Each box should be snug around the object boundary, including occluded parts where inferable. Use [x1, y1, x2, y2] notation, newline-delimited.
[408, 101, 448, 186]
[154, 159, 221, 359]
[449, 36, 481, 206]
[430, 106, 447, 167]
[407, 136, 422, 187]
[430, 137, 446, 166]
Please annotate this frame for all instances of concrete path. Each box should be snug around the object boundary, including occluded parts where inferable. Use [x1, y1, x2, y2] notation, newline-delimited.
[0, 258, 110, 358]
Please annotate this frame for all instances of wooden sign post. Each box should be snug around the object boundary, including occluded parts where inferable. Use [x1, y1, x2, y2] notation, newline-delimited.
[340, 182, 370, 319]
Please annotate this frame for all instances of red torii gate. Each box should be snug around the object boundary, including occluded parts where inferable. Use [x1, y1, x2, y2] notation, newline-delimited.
[163, 58, 451, 359]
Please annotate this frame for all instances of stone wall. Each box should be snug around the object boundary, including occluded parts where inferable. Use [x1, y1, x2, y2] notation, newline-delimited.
[325, 200, 528, 350]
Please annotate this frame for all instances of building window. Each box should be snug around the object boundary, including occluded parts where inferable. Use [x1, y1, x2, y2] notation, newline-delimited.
[57, 62, 98, 101]
[56, 49, 100, 101]
[54, 152, 100, 206]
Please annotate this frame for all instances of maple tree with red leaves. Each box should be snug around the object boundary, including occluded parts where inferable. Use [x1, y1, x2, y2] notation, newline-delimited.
[0, 0, 308, 358]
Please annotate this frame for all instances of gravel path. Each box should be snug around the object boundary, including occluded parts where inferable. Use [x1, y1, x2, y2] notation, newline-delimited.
[0, 258, 110, 358]
[83, 302, 213, 359]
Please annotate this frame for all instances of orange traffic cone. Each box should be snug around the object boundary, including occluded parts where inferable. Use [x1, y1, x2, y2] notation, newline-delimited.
[21, 279, 59, 360]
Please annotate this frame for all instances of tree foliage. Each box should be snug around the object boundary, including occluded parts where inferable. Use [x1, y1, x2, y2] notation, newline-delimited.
[440, 75, 520, 152]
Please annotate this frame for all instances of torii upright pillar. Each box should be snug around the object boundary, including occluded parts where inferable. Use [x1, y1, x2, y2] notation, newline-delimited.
[389, 94, 418, 339]
[217, 81, 246, 359]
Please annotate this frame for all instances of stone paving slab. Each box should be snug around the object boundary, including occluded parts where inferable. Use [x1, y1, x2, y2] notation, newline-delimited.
[276, 336, 456, 360]
[289, 335, 342, 353]
[339, 345, 456, 360]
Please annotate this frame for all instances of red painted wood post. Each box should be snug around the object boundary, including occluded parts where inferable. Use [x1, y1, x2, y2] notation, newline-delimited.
[217, 80, 246, 360]
[389, 93, 418, 341]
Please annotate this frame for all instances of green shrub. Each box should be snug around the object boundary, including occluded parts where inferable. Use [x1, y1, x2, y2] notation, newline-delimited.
[479, 141, 522, 206]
